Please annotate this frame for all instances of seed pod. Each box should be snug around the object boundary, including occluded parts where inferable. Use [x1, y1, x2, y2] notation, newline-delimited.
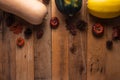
[50, 17, 59, 29]
[92, 23, 104, 37]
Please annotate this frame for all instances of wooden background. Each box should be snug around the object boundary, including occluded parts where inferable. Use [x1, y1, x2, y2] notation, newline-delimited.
[0, 0, 120, 80]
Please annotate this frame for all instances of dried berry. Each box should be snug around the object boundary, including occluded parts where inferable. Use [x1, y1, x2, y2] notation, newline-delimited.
[106, 40, 113, 50]
[70, 29, 77, 36]
[24, 28, 32, 39]
[65, 18, 88, 35]
[9, 24, 17, 31]
[77, 20, 87, 31]
[43, 0, 50, 4]
[9, 23, 23, 34]
[66, 24, 77, 36]
[92, 23, 104, 37]
[112, 27, 120, 40]
[16, 37, 25, 48]
[50, 17, 59, 29]
[36, 29, 44, 39]
[6, 14, 15, 27]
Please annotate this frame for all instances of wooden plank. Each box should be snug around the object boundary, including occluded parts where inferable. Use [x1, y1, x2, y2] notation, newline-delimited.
[105, 18, 120, 80]
[52, 0, 87, 80]
[52, 0, 69, 80]
[68, 0, 87, 80]
[0, 12, 34, 80]
[0, 12, 17, 80]
[16, 23, 34, 80]
[0, 1, 120, 80]
[1, 20, 10, 80]
[87, 15, 107, 80]
[87, 5, 120, 80]
[34, 1, 52, 80]
[0, 11, 5, 80]
[5, 13, 19, 80]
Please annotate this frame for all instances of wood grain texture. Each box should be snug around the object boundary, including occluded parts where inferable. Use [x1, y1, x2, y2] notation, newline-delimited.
[0, 12, 17, 80]
[0, 12, 34, 80]
[87, 16, 107, 80]
[68, 0, 87, 80]
[52, 0, 69, 80]
[0, 0, 120, 80]
[105, 18, 120, 80]
[52, 0, 87, 80]
[87, 8, 120, 80]
[34, 1, 52, 80]
[15, 24, 34, 80]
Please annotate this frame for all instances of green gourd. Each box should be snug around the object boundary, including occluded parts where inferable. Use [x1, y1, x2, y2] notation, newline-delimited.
[55, 0, 82, 16]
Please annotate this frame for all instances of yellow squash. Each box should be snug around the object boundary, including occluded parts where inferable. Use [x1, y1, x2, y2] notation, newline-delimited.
[87, 0, 120, 18]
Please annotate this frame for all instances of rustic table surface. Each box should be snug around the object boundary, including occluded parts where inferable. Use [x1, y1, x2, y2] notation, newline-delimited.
[0, 0, 120, 80]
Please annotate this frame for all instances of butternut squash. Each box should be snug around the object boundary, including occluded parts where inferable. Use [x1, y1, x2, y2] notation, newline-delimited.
[0, 0, 47, 25]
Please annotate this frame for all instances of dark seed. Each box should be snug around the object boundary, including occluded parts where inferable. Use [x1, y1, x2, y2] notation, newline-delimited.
[90, 63, 93, 72]
[24, 28, 32, 39]
[101, 67, 103, 73]
[70, 45, 76, 54]
[112, 27, 120, 40]
[79, 65, 84, 75]
[106, 40, 113, 50]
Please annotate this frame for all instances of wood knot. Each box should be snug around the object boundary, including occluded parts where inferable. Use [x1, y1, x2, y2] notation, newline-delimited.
[70, 44, 77, 54]
[79, 65, 84, 75]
